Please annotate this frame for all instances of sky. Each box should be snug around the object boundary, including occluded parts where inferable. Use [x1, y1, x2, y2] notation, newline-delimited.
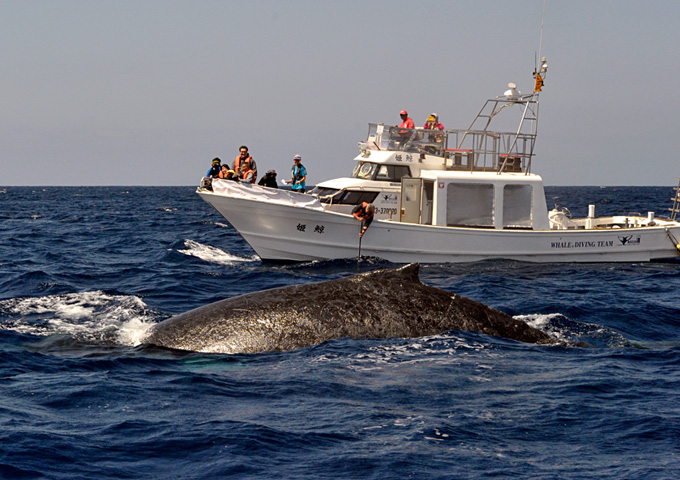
[2, 0, 679, 186]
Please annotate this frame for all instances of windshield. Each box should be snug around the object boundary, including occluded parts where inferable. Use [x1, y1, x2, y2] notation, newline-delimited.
[310, 187, 341, 202]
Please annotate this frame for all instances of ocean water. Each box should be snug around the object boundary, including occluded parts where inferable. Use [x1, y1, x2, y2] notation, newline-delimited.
[1, 185, 679, 479]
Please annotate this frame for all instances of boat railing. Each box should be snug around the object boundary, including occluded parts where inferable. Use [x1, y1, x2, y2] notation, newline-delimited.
[670, 177, 680, 221]
[362, 123, 447, 158]
[361, 123, 536, 174]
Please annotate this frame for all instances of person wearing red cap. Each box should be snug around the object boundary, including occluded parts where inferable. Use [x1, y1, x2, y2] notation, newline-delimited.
[395, 110, 415, 149]
[398, 110, 414, 129]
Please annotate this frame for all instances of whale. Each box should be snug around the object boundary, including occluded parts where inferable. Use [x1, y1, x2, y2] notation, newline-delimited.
[145, 263, 556, 353]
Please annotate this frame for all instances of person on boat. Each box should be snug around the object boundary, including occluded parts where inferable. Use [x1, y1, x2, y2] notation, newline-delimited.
[352, 202, 375, 238]
[398, 110, 414, 129]
[258, 170, 278, 188]
[284, 155, 307, 193]
[423, 113, 444, 130]
[424, 113, 445, 146]
[206, 157, 222, 178]
[219, 164, 237, 180]
[238, 162, 256, 184]
[394, 110, 415, 149]
[232, 146, 258, 183]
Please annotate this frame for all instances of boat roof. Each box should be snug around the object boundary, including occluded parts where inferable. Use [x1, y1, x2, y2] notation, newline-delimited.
[420, 170, 545, 184]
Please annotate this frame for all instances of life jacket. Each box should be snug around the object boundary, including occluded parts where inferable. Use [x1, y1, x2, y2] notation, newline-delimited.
[241, 167, 255, 184]
[357, 202, 374, 220]
[234, 155, 253, 172]
[219, 169, 235, 179]
[292, 165, 305, 181]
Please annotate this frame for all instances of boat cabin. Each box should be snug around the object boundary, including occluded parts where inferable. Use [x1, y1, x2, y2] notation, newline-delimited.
[399, 171, 549, 230]
[310, 101, 549, 230]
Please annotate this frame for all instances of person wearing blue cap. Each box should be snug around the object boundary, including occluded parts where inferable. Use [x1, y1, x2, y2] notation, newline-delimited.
[284, 155, 307, 193]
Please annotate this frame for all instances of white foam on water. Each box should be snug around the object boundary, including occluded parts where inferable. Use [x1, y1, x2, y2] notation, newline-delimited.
[0, 291, 158, 346]
[118, 317, 156, 346]
[514, 312, 626, 346]
[518, 312, 561, 330]
[315, 334, 488, 370]
[177, 239, 258, 265]
[515, 313, 570, 342]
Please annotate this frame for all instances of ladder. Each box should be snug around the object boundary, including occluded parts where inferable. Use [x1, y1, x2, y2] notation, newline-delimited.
[671, 178, 680, 221]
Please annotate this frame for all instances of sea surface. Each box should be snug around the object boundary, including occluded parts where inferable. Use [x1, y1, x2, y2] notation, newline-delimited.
[1, 185, 678, 479]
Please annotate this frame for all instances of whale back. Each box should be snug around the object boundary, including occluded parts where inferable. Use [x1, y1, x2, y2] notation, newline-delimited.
[145, 264, 554, 353]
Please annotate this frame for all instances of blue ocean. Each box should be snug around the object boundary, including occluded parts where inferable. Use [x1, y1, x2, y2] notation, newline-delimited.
[1, 185, 678, 479]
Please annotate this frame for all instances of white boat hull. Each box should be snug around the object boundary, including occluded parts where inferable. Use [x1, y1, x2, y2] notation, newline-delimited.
[198, 183, 680, 263]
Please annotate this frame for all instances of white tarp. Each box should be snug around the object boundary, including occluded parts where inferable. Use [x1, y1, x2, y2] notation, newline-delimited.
[210, 179, 324, 210]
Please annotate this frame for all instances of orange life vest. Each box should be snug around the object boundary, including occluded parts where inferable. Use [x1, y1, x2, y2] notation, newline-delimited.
[354, 202, 374, 220]
[234, 155, 253, 172]
[240, 167, 255, 184]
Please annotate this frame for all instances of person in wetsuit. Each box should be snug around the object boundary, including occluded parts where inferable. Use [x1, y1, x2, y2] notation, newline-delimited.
[352, 202, 375, 238]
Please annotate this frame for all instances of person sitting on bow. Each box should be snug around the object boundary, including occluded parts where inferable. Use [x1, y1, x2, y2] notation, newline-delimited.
[206, 157, 222, 178]
[232, 146, 258, 183]
[219, 164, 236, 180]
[258, 170, 278, 188]
[238, 161, 256, 184]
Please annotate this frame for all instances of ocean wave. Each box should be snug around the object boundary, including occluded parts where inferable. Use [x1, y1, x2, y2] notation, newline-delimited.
[0, 291, 157, 347]
[311, 334, 490, 371]
[517, 312, 630, 348]
[177, 239, 258, 265]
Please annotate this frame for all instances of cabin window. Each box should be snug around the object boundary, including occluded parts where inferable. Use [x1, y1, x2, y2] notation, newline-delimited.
[446, 183, 494, 227]
[503, 184, 533, 228]
[375, 165, 411, 182]
[335, 190, 378, 205]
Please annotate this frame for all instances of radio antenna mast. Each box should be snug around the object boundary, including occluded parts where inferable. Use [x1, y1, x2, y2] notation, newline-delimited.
[537, 0, 546, 66]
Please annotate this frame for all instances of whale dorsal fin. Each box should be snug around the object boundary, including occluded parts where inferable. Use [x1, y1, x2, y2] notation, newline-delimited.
[360, 263, 421, 285]
[396, 263, 421, 282]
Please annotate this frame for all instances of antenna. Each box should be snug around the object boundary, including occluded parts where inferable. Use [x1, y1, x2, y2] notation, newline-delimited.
[538, 0, 546, 63]
[533, 0, 548, 92]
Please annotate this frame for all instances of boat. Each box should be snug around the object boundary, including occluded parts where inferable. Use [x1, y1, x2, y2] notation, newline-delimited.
[197, 59, 680, 263]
